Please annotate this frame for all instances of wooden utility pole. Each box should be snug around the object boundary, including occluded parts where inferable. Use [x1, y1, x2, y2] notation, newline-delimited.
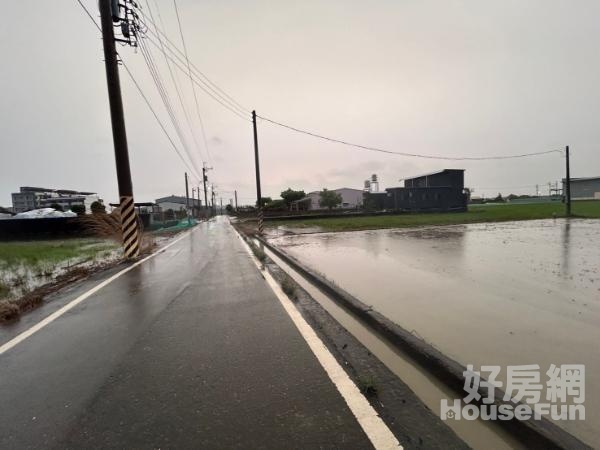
[202, 165, 210, 217]
[99, 0, 139, 258]
[197, 185, 201, 217]
[234, 190, 238, 211]
[252, 111, 263, 233]
[565, 145, 571, 217]
[185, 172, 190, 209]
[211, 185, 216, 214]
[185, 172, 190, 224]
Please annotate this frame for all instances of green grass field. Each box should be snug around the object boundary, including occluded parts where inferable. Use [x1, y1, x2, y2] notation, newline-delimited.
[267, 200, 600, 232]
[0, 238, 118, 269]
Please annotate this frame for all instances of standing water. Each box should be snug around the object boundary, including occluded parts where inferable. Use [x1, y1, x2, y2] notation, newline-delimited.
[270, 219, 600, 447]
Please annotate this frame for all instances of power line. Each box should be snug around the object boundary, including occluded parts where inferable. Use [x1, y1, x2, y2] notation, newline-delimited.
[137, 6, 251, 115]
[257, 115, 564, 161]
[143, 0, 207, 166]
[137, 9, 250, 119]
[144, 34, 250, 122]
[121, 60, 201, 180]
[137, 35, 201, 177]
[76, 0, 101, 31]
[173, 0, 213, 166]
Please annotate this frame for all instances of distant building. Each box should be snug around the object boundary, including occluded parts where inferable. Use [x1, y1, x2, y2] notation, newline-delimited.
[292, 188, 364, 210]
[562, 176, 600, 200]
[155, 195, 201, 212]
[11, 187, 100, 213]
[365, 169, 468, 212]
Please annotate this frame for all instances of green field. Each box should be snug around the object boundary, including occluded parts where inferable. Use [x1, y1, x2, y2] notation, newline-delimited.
[267, 200, 600, 232]
[0, 238, 118, 269]
[0, 238, 120, 307]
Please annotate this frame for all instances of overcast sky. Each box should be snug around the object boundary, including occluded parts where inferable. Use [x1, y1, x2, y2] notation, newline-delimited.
[1, 0, 599, 207]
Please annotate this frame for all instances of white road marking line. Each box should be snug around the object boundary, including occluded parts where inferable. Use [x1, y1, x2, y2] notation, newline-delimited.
[235, 230, 402, 450]
[0, 227, 197, 356]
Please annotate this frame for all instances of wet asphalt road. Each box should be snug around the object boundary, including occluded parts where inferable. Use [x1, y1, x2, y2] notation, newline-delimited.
[0, 219, 373, 449]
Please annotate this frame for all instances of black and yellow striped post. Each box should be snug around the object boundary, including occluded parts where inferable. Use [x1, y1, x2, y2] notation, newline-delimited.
[99, 0, 140, 258]
[258, 207, 264, 234]
[120, 196, 140, 258]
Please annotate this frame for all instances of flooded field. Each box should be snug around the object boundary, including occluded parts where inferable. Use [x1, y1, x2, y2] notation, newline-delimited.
[0, 239, 121, 300]
[270, 219, 600, 447]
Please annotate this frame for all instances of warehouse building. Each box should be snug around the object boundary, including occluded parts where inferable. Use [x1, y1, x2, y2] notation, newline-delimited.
[563, 176, 600, 200]
[365, 169, 468, 212]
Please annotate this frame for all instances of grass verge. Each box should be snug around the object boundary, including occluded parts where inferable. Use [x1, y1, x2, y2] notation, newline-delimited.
[0, 238, 121, 323]
[267, 200, 600, 232]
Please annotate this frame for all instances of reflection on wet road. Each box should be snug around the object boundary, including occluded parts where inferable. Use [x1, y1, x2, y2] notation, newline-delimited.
[270, 218, 600, 447]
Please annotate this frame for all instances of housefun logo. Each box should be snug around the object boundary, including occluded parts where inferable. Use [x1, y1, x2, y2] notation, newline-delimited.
[441, 364, 585, 421]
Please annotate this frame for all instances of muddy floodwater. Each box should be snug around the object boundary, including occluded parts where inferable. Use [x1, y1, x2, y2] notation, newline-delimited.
[270, 219, 600, 447]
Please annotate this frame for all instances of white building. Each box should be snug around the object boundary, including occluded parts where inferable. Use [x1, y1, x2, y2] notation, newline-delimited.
[11, 187, 100, 213]
[294, 188, 364, 210]
[155, 195, 201, 212]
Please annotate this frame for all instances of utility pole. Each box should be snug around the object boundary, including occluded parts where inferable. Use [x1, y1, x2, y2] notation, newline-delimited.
[197, 185, 201, 218]
[99, 0, 139, 258]
[185, 172, 190, 209]
[202, 164, 210, 218]
[565, 145, 571, 217]
[252, 111, 263, 233]
[220, 198, 223, 215]
[191, 187, 197, 218]
[234, 190, 238, 211]
[185, 172, 191, 224]
[211, 184, 216, 215]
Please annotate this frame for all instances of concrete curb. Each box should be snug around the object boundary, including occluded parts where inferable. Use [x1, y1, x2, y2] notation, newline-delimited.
[254, 235, 591, 450]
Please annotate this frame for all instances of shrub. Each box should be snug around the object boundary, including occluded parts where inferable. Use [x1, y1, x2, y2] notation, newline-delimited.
[91, 200, 106, 214]
[71, 204, 86, 215]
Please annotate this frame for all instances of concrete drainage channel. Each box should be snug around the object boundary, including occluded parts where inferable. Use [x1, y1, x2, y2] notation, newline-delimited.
[246, 233, 590, 450]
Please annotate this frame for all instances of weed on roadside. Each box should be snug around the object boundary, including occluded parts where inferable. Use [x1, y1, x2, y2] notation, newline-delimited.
[357, 375, 378, 396]
[0, 300, 19, 322]
[249, 241, 266, 262]
[281, 276, 296, 299]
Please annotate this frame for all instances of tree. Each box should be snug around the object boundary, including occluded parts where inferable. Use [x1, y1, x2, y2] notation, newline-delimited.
[49, 203, 64, 212]
[319, 189, 342, 210]
[280, 188, 306, 209]
[71, 204, 86, 215]
[225, 204, 233, 213]
[257, 197, 272, 207]
[493, 193, 505, 203]
[91, 200, 106, 214]
[264, 199, 286, 210]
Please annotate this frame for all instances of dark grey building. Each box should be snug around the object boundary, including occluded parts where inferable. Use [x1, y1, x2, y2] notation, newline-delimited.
[365, 169, 468, 212]
[562, 176, 600, 200]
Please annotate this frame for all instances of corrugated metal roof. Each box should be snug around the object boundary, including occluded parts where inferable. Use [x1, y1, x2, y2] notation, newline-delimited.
[398, 169, 464, 182]
[561, 176, 600, 182]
